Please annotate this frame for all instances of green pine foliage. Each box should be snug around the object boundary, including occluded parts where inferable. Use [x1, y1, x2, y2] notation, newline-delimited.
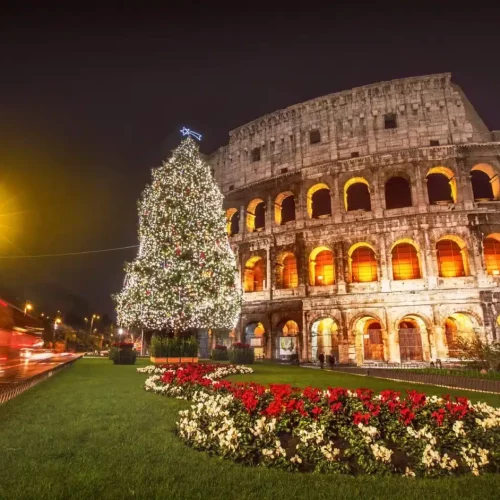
[115, 138, 242, 332]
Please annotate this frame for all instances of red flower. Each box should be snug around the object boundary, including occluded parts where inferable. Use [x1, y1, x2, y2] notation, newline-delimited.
[311, 406, 323, 418]
[330, 402, 343, 413]
[399, 407, 415, 426]
[406, 390, 426, 408]
[353, 412, 371, 425]
[302, 386, 322, 403]
[327, 387, 348, 403]
[262, 400, 283, 417]
[432, 408, 446, 426]
[356, 388, 374, 402]
[380, 389, 401, 403]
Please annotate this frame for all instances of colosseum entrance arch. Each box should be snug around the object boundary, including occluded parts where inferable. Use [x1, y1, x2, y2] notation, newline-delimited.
[444, 312, 479, 359]
[397, 316, 430, 362]
[353, 316, 386, 364]
[245, 322, 266, 359]
[311, 318, 339, 362]
[276, 319, 300, 360]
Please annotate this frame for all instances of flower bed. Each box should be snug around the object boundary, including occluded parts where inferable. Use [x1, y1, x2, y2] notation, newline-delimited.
[138, 363, 500, 477]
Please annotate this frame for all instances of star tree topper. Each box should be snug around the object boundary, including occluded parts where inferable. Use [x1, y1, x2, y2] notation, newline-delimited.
[180, 127, 202, 141]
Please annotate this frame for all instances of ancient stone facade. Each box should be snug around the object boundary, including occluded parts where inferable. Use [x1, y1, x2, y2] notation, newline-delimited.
[208, 73, 500, 365]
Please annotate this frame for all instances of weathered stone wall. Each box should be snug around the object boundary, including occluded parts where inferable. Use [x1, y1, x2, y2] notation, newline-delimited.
[209, 74, 500, 365]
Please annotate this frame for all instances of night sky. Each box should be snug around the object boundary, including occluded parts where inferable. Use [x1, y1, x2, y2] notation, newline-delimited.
[0, 4, 499, 318]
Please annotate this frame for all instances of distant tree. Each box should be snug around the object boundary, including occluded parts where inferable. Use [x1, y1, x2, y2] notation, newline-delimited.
[454, 337, 500, 371]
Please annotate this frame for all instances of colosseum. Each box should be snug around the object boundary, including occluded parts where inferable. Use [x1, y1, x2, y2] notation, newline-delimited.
[208, 72, 500, 365]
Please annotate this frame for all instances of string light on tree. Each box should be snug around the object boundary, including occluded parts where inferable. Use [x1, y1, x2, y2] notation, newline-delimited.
[115, 133, 241, 333]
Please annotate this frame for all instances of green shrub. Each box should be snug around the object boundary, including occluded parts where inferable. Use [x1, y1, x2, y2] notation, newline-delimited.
[150, 336, 198, 358]
[228, 343, 254, 364]
[211, 345, 229, 361]
[110, 344, 137, 365]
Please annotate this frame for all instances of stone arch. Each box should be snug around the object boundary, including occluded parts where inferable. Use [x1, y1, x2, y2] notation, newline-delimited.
[274, 191, 296, 225]
[483, 233, 500, 276]
[426, 166, 457, 204]
[435, 234, 470, 277]
[348, 242, 378, 283]
[307, 183, 331, 219]
[390, 239, 422, 280]
[275, 319, 300, 359]
[396, 313, 433, 362]
[226, 208, 239, 236]
[310, 317, 340, 361]
[309, 246, 335, 286]
[243, 256, 265, 292]
[275, 251, 298, 289]
[444, 312, 481, 358]
[343, 177, 371, 212]
[244, 321, 266, 358]
[385, 176, 413, 209]
[352, 314, 387, 364]
[471, 163, 500, 200]
[246, 198, 266, 232]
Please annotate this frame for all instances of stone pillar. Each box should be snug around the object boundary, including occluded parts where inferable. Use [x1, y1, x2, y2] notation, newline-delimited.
[414, 163, 428, 211]
[432, 305, 447, 360]
[457, 158, 475, 209]
[385, 309, 401, 363]
[266, 194, 273, 231]
[419, 226, 436, 287]
[301, 310, 310, 362]
[378, 233, 391, 292]
[332, 175, 343, 223]
[266, 244, 272, 297]
[240, 204, 246, 236]
[371, 171, 384, 218]
[336, 242, 346, 294]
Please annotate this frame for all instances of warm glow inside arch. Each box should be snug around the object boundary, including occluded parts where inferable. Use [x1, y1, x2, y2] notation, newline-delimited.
[246, 198, 265, 232]
[484, 233, 500, 276]
[225, 208, 239, 236]
[426, 166, 457, 204]
[436, 235, 469, 278]
[243, 256, 265, 292]
[282, 320, 299, 336]
[343, 177, 371, 212]
[471, 163, 499, 200]
[306, 183, 331, 218]
[391, 240, 421, 280]
[348, 242, 378, 282]
[309, 246, 334, 286]
[274, 191, 295, 225]
[276, 251, 298, 289]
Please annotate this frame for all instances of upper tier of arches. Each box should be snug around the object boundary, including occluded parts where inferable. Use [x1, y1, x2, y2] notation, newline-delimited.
[225, 162, 500, 236]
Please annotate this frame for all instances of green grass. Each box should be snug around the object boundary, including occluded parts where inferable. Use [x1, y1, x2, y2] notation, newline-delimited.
[402, 368, 500, 380]
[0, 359, 498, 500]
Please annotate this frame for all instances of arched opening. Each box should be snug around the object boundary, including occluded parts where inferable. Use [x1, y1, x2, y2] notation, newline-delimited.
[309, 247, 334, 286]
[471, 164, 499, 201]
[276, 252, 298, 289]
[349, 243, 378, 283]
[353, 316, 386, 364]
[436, 237, 468, 277]
[484, 234, 500, 276]
[307, 183, 331, 219]
[274, 192, 296, 225]
[226, 208, 239, 236]
[246, 199, 266, 232]
[311, 318, 339, 361]
[245, 322, 265, 358]
[427, 167, 456, 204]
[398, 317, 423, 362]
[243, 257, 265, 292]
[391, 242, 421, 280]
[385, 176, 412, 209]
[278, 320, 299, 359]
[344, 178, 371, 212]
[444, 313, 478, 358]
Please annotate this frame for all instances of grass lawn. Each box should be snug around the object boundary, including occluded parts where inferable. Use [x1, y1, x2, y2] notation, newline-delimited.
[0, 359, 498, 500]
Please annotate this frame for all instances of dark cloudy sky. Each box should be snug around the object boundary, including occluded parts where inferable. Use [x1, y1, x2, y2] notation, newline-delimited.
[0, 3, 499, 317]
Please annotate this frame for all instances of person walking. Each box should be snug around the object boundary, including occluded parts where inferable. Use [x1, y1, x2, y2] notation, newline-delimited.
[318, 352, 325, 369]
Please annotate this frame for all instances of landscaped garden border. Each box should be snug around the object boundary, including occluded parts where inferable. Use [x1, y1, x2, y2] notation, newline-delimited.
[138, 363, 500, 477]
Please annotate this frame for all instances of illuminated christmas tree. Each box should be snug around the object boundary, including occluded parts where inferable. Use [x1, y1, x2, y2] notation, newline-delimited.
[115, 135, 241, 334]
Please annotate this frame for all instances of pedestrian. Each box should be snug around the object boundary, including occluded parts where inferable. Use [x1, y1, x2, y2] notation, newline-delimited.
[329, 353, 336, 368]
[318, 352, 325, 369]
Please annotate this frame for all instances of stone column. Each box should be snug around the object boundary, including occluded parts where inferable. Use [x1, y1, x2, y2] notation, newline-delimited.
[266, 194, 273, 232]
[419, 226, 435, 287]
[414, 163, 428, 211]
[335, 242, 346, 294]
[332, 175, 343, 223]
[378, 233, 391, 292]
[240, 204, 246, 236]
[385, 309, 401, 363]
[301, 310, 310, 362]
[371, 171, 384, 218]
[431, 305, 447, 360]
[266, 244, 272, 298]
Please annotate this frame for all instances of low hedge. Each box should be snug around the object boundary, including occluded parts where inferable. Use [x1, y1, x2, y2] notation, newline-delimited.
[228, 343, 254, 364]
[150, 336, 198, 358]
[212, 345, 229, 361]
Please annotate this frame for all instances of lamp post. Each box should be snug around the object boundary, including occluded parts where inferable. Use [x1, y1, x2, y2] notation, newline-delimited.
[24, 301, 33, 316]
